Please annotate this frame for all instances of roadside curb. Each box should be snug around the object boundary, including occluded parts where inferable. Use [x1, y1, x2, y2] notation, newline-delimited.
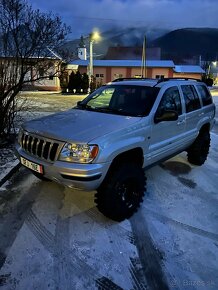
[0, 161, 21, 187]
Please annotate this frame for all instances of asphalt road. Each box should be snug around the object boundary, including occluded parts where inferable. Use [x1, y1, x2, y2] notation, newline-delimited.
[0, 92, 217, 290]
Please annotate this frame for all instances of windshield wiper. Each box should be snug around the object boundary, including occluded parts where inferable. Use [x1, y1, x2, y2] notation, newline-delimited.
[76, 104, 142, 117]
[76, 102, 96, 111]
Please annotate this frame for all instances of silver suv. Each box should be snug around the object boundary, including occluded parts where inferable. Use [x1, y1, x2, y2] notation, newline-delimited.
[16, 78, 216, 221]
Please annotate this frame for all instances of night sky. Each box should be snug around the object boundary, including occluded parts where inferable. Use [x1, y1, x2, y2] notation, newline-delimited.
[29, 0, 218, 38]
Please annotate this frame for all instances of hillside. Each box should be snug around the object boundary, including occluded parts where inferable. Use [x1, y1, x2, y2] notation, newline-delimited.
[150, 28, 218, 62]
[61, 27, 168, 59]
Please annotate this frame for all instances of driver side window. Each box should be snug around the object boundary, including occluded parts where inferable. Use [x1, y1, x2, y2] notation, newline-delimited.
[156, 86, 182, 116]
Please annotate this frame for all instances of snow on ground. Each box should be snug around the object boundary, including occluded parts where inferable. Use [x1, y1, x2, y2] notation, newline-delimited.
[0, 147, 18, 183]
[142, 132, 218, 289]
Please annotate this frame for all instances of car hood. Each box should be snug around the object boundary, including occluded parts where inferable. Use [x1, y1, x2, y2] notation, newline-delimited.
[23, 109, 141, 143]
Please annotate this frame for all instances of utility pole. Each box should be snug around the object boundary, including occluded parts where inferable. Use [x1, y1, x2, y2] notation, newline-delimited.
[88, 30, 100, 92]
[141, 35, 146, 78]
[89, 36, 93, 78]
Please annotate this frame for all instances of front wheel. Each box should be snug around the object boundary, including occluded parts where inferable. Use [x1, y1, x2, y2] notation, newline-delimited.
[95, 163, 146, 221]
[187, 129, 210, 166]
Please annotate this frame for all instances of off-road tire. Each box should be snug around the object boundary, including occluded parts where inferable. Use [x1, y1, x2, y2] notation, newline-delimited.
[187, 129, 210, 166]
[95, 162, 146, 221]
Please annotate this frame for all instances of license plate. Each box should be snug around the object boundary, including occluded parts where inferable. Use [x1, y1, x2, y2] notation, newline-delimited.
[20, 157, 43, 174]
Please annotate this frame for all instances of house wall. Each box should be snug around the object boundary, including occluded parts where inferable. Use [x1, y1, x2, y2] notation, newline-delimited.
[151, 68, 172, 78]
[75, 65, 203, 85]
[130, 68, 153, 78]
[33, 77, 61, 91]
[131, 68, 141, 77]
[31, 62, 61, 91]
[111, 67, 127, 80]
[93, 67, 107, 84]
[79, 67, 88, 74]
[173, 73, 202, 80]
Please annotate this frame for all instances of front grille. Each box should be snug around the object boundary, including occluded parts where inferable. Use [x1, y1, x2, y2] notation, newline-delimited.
[21, 132, 63, 162]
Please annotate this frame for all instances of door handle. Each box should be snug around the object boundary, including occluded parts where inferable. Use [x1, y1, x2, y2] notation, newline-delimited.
[177, 120, 185, 125]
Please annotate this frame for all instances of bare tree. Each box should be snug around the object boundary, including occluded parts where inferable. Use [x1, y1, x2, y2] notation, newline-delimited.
[0, 0, 70, 139]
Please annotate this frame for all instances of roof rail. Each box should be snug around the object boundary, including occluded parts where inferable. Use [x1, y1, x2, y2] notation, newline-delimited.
[112, 77, 155, 82]
[156, 77, 202, 84]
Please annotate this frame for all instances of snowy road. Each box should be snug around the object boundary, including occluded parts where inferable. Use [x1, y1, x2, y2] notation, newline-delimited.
[0, 92, 217, 289]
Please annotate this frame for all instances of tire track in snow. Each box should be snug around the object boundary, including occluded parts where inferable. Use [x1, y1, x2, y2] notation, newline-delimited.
[130, 209, 169, 290]
[144, 207, 218, 242]
[53, 216, 72, 290]
[84, 207, 136, 245]
[83, 207, 147, 289]
[25, 209, 125, 289]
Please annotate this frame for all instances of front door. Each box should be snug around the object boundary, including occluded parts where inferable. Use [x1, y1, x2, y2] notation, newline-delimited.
[148, 86, 186, 162]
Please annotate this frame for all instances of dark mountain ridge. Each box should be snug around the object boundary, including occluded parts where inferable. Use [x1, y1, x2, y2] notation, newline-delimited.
[150, 28, 218, 61]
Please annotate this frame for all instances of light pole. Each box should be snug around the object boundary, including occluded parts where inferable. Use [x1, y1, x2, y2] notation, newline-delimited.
[88, 30, 101, 92]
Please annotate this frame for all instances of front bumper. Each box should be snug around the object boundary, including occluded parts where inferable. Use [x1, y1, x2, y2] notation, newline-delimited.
[15, 144, 110, 191]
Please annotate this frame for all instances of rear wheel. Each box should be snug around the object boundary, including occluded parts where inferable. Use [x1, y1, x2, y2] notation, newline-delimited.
[95, 162, 146, 221]
[187, 129, 210, 166]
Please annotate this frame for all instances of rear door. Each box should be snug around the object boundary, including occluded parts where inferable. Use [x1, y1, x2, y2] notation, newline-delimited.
[180, 84, 202, 144]
[148, 86, 186, 162]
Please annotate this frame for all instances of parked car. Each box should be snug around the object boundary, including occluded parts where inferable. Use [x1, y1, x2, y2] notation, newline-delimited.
[16, 78, 216, 221]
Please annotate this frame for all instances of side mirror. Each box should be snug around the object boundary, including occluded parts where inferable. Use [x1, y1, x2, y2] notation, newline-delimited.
[154, 110, 178, 124]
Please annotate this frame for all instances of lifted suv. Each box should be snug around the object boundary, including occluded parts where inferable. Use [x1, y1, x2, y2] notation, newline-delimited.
[16, 78, 216, 221]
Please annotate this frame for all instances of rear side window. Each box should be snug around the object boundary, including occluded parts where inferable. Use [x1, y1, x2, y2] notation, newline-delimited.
[181, 85, 201, 113]
[196, 85, 213, 106]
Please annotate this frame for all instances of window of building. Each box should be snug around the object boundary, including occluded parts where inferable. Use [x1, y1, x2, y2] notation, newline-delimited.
[181, 85, 201, 112]
[114, 73, 123, 79]
[155, 75, 165, 79]
[38, 68, 44, 77]
[95, 74, 104, 78]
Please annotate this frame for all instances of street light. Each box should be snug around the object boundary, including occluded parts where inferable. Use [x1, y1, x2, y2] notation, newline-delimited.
[88, 30, 101, 92]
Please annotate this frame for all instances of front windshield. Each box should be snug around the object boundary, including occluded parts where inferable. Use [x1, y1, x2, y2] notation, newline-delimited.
[76, 85, 160, 117]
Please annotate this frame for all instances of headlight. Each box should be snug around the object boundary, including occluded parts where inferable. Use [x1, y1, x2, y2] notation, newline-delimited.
[18, 127, 24, 146]
[59, 143, 99, 163]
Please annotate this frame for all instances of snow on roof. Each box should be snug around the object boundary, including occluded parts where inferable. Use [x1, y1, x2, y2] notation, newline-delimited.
[69, 59, 175, 68]
[0, 47, 62, 60]
[174, 65, 205, 73]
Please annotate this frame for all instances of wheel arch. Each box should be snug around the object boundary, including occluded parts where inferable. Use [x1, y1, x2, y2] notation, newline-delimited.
[101, 147, 144, 185]
[199, 123, 210, 133]
[110, 147, 144, 168]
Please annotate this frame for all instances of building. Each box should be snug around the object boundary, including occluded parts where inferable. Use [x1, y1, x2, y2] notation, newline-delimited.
[104, 46, 161, 60]
[68, 59, 204, 84]
[0, 48, 62, 92]
[173, 65, 205, 79]
[23, 48, 62, 91]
